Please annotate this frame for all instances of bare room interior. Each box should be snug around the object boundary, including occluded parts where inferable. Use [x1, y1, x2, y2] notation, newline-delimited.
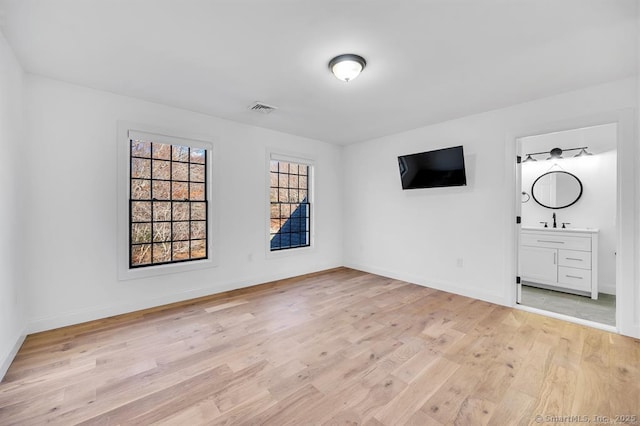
[1, 1, 639, 424]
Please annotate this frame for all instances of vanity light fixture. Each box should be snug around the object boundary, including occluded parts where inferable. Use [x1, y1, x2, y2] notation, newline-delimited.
[328, 54, 367, 82]
[523, 146, 592, 162]
[546, 147, 564, 160]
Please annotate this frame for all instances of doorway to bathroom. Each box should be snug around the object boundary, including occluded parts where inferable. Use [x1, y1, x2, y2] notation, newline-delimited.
[516, 123, 617, 326]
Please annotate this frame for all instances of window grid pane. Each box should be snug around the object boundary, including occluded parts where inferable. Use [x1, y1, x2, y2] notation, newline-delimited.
[130, 140, 208, 268]
[270, 161, 310, 251]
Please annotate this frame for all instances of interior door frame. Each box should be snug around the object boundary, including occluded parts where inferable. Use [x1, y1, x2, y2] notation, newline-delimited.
[505, 109, 638, 338]
[515, 140, 522, 304]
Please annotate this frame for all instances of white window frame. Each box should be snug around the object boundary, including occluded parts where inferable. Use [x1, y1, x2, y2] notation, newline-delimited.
[266, 150, 315, 258]
[117, 122, 218, 280]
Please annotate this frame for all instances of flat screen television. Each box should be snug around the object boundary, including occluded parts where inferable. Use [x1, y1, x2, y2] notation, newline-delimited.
[398, 145, 467, 190]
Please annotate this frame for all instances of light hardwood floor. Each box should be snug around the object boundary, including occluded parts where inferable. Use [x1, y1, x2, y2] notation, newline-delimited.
[1, 268, 638, 425]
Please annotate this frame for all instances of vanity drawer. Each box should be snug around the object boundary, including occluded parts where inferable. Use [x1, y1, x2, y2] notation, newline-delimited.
[558, 266, 592, 291]
[558, 249, 591, 270]
[521, 233, 591, 251]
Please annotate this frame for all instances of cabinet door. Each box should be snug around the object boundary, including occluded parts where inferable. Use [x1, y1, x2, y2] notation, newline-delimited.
[520, 246, 558, 283]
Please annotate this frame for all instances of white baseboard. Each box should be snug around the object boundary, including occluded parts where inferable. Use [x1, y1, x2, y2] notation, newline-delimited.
[1, 328, 26, 381]
[599, 282, 616, 295]
[343, 262, 509, 307]
[618, 323, 640, 339]
[28, 263, 341, 334]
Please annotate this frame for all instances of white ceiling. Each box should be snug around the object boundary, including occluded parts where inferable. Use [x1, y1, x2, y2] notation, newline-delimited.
[0, 0, 636, 145]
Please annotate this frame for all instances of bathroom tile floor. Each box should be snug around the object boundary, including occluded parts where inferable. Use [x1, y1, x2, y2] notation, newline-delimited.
[521, 283, 616, 326]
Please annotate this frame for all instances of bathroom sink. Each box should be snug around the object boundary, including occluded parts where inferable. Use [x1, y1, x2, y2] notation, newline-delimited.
[521, 226, 599, 233]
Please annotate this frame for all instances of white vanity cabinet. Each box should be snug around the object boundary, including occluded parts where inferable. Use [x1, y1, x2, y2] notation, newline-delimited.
[520, 227, 598, 299]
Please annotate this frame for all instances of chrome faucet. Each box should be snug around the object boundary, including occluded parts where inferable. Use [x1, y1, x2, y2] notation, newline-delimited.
[552, 212, 557, 228]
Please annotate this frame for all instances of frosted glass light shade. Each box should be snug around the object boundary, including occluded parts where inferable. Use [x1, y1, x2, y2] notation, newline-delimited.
[329, 54, 366, 82]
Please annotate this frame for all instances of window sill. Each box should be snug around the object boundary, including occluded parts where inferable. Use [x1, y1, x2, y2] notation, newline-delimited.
[265, 244, 315, 260]
[118, 257, 216, 281]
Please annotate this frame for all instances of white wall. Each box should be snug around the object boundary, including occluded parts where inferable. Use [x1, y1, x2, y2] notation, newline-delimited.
[0, 31, 26, 377]
[343, 79, 636, 309]
[521, 124, 617, 294]
[23, 75, 343, 333]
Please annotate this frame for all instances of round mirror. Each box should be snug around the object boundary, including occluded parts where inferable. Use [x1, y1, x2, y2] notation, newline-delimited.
[532, 171, 583, 209]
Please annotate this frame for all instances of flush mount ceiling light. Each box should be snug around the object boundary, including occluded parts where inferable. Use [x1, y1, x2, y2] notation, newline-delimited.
[328, 54, 366, 82]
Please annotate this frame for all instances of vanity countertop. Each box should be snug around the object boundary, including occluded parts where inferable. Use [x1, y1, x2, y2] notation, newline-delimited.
[522, 226, 599, 234]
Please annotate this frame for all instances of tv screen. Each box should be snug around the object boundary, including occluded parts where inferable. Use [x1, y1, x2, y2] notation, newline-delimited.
[398, 146, 467, 190]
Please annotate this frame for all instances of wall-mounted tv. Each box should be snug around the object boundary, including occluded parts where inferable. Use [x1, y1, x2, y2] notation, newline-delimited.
[398, 145, 467, 190]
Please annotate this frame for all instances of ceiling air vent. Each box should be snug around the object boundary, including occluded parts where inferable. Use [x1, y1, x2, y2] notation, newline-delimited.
[249, 101, 278, 114]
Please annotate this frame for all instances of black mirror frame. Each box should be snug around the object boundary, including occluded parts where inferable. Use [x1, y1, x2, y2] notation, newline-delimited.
[531, 171, 583, 209]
